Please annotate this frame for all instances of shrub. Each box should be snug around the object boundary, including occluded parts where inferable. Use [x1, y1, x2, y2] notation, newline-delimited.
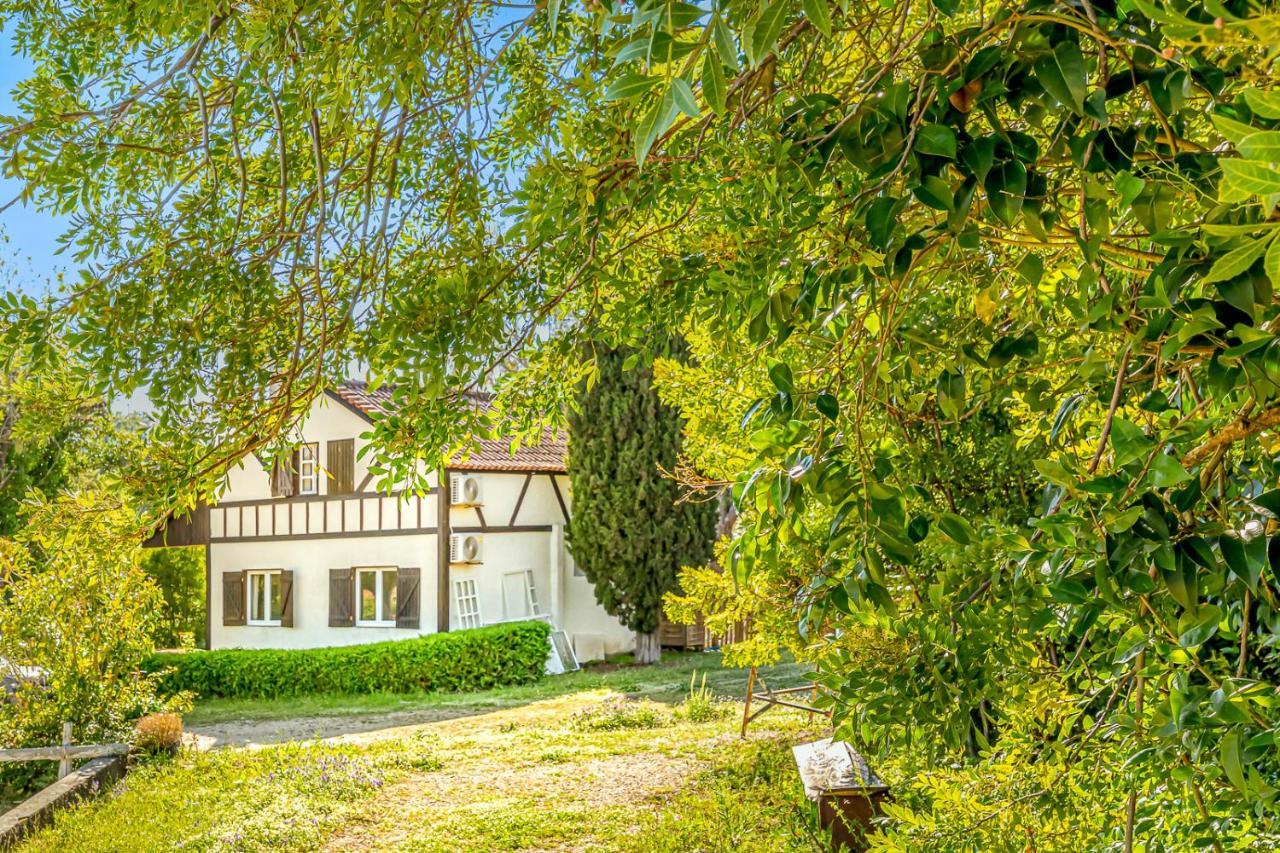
[0, 493, 186, 747]
[143, 620, 550, 700]
[569, 698, 667, 732]
[133, 713, 183, 754]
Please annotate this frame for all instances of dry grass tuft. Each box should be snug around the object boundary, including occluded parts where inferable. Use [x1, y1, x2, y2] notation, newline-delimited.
[134, 713, 184, 753]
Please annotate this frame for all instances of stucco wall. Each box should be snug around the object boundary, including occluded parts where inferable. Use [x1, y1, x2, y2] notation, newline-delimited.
[220, 393, 401, 502]
[209, 533, 438, 650]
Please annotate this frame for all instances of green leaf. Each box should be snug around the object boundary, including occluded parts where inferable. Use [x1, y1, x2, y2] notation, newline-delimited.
[801, 0, 832, 37]
[1115, 171, 1146, 208]
[749, 0, 789, 67]
[1202, 236, 1270, 284]
[1213, 113, 1257, 145]
[1239, 131, 1280, 162]
[1035, 41, 1087, 114]
[913, 175, 953, 211]
[964, 46, 1002, 82]
[1221, 730, 1247, 791]
[670, 78, 699, 118]
[1049, 577, 1089, 605]
[1016, 252, 1043, 285]
[712, 18, 740, 73]
[875, 527, 918, 564]
[960, 136, 996, 183]
[1113, 626, 1147, 664]
[865, 196, 898, 250]
[701, 54, 727, 115]
[815, 393, 839, 420]
[985, 160, 1027, 227]
[1219, 534, 1265, 591]
[1177, 603, 1220, 648]
[1109, 419, 1153, 466]
[1033, 458, 1075, 489]
[1244, 88, 1280, 120]
[768, 361, 795, 394]
[547, 0, 562, 36]
[1268, 232, 1280, 286]
[605, 73, 660, 102]
[1150, 454, 1191, 488]
[936, 513, 974, 545]
[936, 369, 965, 416]
[634, 88, 677, 167]
[1221, 159, 1280, 197]
[915, 124, 957, 159]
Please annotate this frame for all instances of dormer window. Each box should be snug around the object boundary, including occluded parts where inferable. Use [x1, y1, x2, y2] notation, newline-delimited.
[298, 442, 319, 495]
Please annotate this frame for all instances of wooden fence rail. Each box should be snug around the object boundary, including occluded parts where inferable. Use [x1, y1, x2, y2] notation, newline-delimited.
[0, 723, 128, 779]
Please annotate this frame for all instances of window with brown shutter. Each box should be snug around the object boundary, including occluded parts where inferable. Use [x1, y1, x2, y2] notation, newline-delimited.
[222, 571, 246, 626]
[329, 568, 354, 627]
[327, 439, 355, 494]
[396, 567, 421, 629]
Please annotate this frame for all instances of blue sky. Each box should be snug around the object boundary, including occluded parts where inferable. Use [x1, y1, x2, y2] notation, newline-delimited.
[0, 31, 71, 295]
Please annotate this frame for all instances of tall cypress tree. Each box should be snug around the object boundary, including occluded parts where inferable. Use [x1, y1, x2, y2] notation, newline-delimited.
[567, 345, 716, 664]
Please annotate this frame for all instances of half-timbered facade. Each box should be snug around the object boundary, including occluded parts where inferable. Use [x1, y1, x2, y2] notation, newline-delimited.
[150, 381, 634, 661]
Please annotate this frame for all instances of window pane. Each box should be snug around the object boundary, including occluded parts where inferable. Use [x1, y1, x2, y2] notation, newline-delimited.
[360, 571, 377, 621]
[249, 574, 264, 621]
[381, 570, 397, 622]
[269, 573, 283, 620]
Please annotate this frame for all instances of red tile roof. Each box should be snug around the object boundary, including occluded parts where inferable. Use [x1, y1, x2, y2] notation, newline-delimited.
[328, 381, 567, 473]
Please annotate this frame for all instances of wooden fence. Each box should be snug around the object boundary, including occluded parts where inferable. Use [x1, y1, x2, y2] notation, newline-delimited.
[0, 723, 128, 779]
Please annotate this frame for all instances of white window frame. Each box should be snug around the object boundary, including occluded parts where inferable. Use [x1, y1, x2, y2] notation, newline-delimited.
[247, 569, 283, 626]
[502, 569, 541, 619]
[298, 442, 319, 495]
[455, 578, 481, 629]
[355, 567, 398, 628]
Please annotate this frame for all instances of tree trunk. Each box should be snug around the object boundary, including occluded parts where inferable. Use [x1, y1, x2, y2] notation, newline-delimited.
[635, 630, 660, 665]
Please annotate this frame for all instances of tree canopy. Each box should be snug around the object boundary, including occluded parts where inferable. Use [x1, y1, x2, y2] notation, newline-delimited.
[4, 0, 1280, 845]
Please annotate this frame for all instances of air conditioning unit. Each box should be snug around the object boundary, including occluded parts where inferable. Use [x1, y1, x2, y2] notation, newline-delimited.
[450, 473, 483, 506]
[450, 533, 483, 564]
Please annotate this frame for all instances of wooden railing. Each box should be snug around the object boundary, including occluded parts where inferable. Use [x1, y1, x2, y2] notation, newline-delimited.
[0, 723, 128, 780]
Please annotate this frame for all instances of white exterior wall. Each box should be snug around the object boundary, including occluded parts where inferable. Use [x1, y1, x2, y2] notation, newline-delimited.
[209, 534, 438, 649]
[205, 391, 635, 660]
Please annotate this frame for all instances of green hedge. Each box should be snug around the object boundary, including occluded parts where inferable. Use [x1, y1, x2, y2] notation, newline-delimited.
[142, 620, 550, 700]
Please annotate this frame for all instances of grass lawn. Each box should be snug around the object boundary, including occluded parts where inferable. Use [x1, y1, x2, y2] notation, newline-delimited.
[21, 654, 833, 852]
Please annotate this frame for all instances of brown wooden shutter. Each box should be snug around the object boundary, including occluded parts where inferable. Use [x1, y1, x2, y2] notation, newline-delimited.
[222, 571, 246, 626]
[291, 449, 301, 496]
[396, 567, 421, 629]
[279, 570, 295, 628]
[270, 459, 295, 497]
[327, 439, 355, 494]
[329, 568, 354, 627]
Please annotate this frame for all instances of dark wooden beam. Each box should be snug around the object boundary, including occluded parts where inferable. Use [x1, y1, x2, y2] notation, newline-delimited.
[548, 474, 569, 523]
[205, 522, 550, 545]
[509, 473, 532, 527]
[437, 473, 451, 633]
[204, 545, 212, 650]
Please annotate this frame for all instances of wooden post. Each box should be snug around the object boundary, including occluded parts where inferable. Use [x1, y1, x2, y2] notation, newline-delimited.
[57, 723, 71, 780]
[740, 666, 756, 739]
[436, 469, 451, 633]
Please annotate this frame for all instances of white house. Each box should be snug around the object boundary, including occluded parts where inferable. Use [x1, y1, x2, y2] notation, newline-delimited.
[146, 381, 634, 662]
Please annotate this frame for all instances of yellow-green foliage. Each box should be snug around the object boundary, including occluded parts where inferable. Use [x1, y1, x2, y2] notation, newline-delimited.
[0, 492, 184, 746]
